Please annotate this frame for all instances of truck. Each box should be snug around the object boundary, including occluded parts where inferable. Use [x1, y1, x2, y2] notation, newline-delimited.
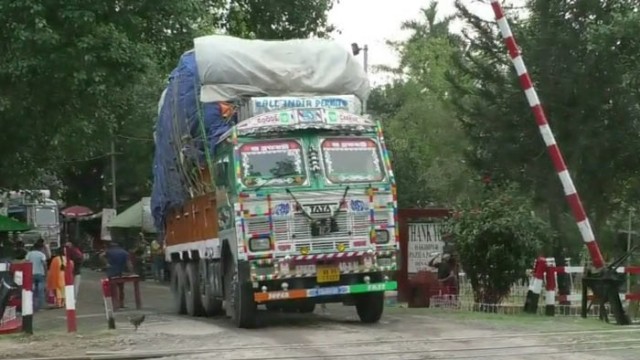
[151, 35, 398, 328]
[4, 190, 61, 250]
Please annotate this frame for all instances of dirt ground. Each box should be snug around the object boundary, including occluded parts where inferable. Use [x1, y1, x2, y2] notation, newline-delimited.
[1, 271, 639, 360]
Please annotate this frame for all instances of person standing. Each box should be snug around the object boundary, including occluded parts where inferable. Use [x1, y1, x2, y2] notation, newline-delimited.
[429, 253, 458, 296]
[14, 240, 27, 261]
[64, 241, 83, 302]
[35, 237, 51, 260]
[25, 243, 47, 311]
[101, 242, 131, 306]
[46, 248, 73, 308]
[150, 239, 164, 282]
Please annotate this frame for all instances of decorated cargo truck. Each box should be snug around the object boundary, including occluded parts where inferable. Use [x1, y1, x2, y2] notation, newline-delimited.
[151, 35, 398, 328]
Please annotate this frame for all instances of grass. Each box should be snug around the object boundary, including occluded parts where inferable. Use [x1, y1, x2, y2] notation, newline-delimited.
[385, 304, 635, 333]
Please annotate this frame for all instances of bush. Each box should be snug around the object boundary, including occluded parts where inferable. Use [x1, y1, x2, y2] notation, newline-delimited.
[447, 185, 552, 305]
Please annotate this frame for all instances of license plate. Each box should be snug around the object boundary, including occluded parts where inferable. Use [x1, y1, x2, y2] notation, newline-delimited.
[317, 266, 340, 283]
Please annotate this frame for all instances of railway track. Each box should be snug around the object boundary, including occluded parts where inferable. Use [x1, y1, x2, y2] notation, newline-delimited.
[12, 327, 638, 360]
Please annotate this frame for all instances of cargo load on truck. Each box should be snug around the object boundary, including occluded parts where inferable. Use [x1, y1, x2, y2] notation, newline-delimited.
[151, 35, 370, 231]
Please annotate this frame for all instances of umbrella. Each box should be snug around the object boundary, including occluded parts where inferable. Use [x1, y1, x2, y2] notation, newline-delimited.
[61, 205, 94, 218]
[0, 215, 31, 232]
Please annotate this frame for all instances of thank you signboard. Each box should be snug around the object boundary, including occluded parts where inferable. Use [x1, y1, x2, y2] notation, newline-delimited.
[407, 222, 444, 274]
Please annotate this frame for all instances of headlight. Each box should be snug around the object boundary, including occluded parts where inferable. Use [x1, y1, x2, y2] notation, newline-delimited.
[375, 230, 390, 244]
[249, 237, 271, 252]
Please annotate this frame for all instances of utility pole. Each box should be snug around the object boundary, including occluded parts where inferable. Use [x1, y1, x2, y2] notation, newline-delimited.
[351, 43, 369, 114]
[110, 140, 117, 210]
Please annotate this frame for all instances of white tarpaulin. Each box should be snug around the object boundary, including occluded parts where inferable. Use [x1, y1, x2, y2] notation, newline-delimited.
[194, 35, 370, 103]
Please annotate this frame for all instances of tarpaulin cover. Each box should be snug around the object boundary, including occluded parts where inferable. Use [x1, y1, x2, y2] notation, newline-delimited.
[195, 35, 370, 103]
[151, 51, 235, 231]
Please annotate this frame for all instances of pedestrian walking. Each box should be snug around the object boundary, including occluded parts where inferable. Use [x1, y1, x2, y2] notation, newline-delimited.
[101, 242, 132, 306]
[47, 248, 73, 308]
[25, 242, 47, 311]
[150, 239, 164, 282]
[65, 241, 83, 302]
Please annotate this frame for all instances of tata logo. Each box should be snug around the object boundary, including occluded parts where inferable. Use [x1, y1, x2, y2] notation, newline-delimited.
[305, 204, 333, 214]
[268, 291, 290, 300]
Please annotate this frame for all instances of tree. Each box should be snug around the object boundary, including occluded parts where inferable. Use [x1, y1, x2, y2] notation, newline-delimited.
[448, 0, 640, 256]
[224, 0, 336, 39]
[0, 0, 337, 210]
[368, 1, 479, 208]
[447, 184, 552, 305]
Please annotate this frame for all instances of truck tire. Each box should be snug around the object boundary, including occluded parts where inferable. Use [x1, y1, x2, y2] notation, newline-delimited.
[200, 259, 223, 316]
[170, 262, 187, 315]
[355, 292, 384, 324]
[224, 261, 257, 328]
[265, 303, 281, 312]
[185, 262, 204, 316]
[298, 301, 316, 314]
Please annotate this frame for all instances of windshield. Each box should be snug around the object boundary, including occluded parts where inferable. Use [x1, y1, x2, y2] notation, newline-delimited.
[321, 138, 385, 183]
[35, 207, 58, 226]
[239, 140, 306, 187]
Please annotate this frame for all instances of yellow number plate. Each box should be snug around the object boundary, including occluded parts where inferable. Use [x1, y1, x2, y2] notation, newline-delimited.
[317, 266, 340, 283]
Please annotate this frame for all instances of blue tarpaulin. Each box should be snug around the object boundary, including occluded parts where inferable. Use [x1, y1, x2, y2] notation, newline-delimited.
[151, 51, 236, 232]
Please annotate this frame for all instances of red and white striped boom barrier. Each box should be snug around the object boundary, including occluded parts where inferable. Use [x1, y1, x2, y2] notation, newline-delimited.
[489, 1, 605, 270]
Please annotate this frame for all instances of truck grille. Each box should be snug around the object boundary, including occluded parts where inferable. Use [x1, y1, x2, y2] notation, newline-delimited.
[244, 210, 389, 253]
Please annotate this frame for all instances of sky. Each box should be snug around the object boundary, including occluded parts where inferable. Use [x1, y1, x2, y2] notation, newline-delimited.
[327, 0, 501, 85]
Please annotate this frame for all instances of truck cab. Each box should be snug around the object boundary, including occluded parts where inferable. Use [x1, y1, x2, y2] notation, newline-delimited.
[164, 95, 398, 328]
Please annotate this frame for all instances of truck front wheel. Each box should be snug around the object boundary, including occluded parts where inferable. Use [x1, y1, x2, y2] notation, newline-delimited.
[170, 262, 187, 315]
[224, 262, 257, 328]
[355, 292, 384, 324]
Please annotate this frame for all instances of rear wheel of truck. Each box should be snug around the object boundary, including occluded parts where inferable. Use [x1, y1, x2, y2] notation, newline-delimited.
[224, 261, 257, 328]
[185, 262, 204, 316]
[170, 262, 187, 315]
[355, 292, 384, 324]
[200, 260, 224, 316]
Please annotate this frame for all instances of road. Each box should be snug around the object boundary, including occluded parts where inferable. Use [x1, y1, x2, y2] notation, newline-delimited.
[1, 271, 639, 360]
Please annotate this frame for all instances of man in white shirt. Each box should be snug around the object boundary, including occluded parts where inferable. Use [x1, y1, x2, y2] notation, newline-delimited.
[25, 243, 48, 311]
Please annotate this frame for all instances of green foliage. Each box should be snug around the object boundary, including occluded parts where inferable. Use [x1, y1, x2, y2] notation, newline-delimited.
[225, 0, 336, 39]
[447, 185, 552, 304]
[368, 1, 479, 208]
[0, 0, 335, 209]
[448, 0, 640, 251]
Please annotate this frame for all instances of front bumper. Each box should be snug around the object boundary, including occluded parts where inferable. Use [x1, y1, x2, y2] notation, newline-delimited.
[254, 280, 397, 303]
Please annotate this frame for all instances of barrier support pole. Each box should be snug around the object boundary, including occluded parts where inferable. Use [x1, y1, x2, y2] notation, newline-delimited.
[523, 257, 546, 313]
[101, 278, 116, 330]
[20, 263, 34, 334]
[64, 251, 77, 333]
[544, 264, 556, 316]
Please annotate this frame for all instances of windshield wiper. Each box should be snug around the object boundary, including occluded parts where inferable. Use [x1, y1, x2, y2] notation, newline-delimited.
[328, 186, 350, 232]
[253, 171, 299, 192]
[285, 188, 314, 221]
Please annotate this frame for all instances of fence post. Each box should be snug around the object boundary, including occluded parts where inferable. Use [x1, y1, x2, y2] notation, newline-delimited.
[101, 278, 116, 329]
[524, 257, 546, 313]
[64, 252, 77, 333]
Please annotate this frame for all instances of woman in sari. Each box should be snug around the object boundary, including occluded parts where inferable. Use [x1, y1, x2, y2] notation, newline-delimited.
[46, 248, 73, 308]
